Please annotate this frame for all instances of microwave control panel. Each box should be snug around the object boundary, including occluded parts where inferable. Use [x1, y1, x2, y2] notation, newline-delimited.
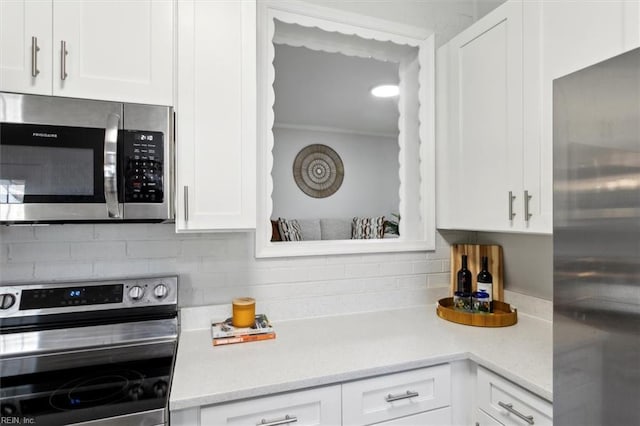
[123, 131, 164, 203]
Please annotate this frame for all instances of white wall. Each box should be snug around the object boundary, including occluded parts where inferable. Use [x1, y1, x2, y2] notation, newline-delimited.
[0, 224, 452, 319]
[440, 230, 553, 301]
[272, 127, 400, 220]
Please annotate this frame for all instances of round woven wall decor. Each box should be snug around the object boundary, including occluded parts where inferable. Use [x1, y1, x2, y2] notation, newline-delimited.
[293, 144, 344, 198]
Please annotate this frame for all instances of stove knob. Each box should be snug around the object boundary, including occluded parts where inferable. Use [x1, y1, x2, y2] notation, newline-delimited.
[153, 284, 168, 299]
[0, 294, 16, 310]
[128, 384, 144, 401]
[128, 286, 145, 301]
[1, 403, 17, 416]
[153, 380, 168, 398]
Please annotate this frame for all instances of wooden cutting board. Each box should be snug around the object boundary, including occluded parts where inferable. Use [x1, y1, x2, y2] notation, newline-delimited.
[450, 244, 504, 301]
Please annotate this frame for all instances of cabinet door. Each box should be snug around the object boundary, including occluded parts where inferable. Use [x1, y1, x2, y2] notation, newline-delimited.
[51, 0, 173, 104]
[376, 406, 452, 425]
[0, 0, 52, 95]
[444, 1, 523, 232]
[201, 385, 341, 426]
[523, 0, 640, 234]
[176, 0, 256, 231]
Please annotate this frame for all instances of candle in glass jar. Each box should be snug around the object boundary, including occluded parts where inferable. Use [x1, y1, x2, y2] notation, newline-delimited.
[232, 297, 256, 328]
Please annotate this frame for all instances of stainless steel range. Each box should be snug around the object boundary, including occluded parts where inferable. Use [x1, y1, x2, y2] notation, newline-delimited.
[0, 276, 178, 426]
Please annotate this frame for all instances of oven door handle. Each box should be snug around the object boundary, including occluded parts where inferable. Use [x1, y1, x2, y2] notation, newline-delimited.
[104, 113, 121, 218]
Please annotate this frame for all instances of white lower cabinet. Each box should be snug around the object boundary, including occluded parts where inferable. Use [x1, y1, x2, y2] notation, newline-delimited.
[475, 367, 552, 426]
[342, 365, 451, 425]
[171, 365, 453, 426]
[171, 363, 552, 426]
[200, 385, 341, 426]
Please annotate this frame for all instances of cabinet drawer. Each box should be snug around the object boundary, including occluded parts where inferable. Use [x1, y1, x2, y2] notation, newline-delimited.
[376, 406, 451, 425]
[342, 364, 451, 425]
[201, 385, 341, 426]
[477, 367, 552, 426]
[476, 408, 504, 426]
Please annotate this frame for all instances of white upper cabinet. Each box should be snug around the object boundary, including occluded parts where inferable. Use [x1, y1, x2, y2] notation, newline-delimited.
[524, 0, 640, 235]
[175, 0, 256, 232]
[0, 0, 173, 105]
[437, 0, 639, 234]
[51, 0, 173, 104]
[0, 0, 52, 95]
[438, 1, 526, 233]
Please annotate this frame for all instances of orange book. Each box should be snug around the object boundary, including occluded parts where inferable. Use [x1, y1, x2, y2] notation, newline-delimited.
[213, 332, 276, 346]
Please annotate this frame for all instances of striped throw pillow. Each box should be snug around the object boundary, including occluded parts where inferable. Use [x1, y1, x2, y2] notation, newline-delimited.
[277, 218, 303, 241]
[351, 216, 385, 239]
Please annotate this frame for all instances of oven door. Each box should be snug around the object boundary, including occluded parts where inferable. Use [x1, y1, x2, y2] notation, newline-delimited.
[0, 329, 176, 426]
[0, 93, 124, 222]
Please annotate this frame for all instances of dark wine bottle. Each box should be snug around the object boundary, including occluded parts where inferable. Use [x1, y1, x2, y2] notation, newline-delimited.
[457, 255, 472, 294]
[477, 256, 493, 312]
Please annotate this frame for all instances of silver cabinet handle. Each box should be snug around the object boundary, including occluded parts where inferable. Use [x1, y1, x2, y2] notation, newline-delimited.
[183, 186, 189, 222]
[508, 191, 516, 220]
[498, 401, 535, 425]
[104, 113, 121, 218]
[257, 415, 297, 426]
[524, 190, 532, 222]
[385, 390, 419, 402]
[60, 40, 68, 80]
[31, 36, 40, 77]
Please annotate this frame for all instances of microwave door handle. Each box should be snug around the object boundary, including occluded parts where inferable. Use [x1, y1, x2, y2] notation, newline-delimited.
[104, 113, 121, 218]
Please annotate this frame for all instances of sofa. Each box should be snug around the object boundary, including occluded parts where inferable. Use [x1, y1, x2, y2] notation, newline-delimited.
[271, 217, 398, 241]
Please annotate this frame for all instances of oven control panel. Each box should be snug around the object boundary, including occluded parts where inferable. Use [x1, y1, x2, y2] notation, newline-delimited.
[0, 276, 177, 317]
[20, 284, 124, 310]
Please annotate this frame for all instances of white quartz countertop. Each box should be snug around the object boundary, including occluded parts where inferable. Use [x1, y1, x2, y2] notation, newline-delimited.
[170, 306, 552, 411]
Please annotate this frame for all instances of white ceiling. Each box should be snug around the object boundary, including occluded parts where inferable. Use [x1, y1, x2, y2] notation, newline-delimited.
[299, 0, 507, 46]
[273, 44, 401, 137]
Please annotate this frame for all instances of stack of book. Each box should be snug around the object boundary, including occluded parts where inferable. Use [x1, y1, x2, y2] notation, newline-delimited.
[211, 313, 276, 346]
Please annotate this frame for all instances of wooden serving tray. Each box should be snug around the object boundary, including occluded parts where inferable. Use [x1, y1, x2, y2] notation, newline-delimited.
[436, 297, 517, 327]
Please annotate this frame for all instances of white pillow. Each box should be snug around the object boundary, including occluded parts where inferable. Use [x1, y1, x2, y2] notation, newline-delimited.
[351, 216, 385, 239]
[277, 218, 303, 241]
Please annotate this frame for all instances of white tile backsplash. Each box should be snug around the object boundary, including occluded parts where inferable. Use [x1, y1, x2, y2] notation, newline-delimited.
[0, 224, 455, 316]
[9, 242, 71, 262]
[503, 290, 553, 322]
[70, 241, 127, 260]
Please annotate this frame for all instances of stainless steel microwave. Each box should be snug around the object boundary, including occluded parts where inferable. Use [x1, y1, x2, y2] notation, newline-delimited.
[0, 93, 174, 223]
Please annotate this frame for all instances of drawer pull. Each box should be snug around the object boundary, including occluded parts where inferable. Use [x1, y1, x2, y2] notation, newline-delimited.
[258, 414, 298, 426]
[385, 390, 419, 402]
[498, 401, 535, 424]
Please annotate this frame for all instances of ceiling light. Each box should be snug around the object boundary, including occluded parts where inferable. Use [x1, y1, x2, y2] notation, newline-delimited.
[370, 84, 399, 98]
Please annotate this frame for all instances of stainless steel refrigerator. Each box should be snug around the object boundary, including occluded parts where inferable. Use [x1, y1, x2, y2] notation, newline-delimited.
[554, 47, 640, 425]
